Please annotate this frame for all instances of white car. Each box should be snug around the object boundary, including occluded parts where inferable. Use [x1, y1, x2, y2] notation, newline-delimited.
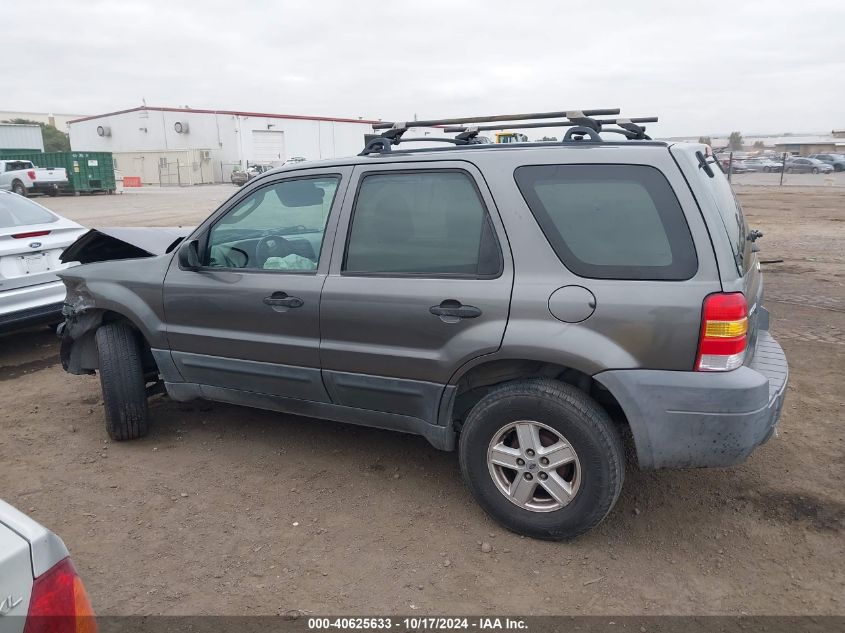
[0, 499, 96, 632]
[0, 191, 87, 332]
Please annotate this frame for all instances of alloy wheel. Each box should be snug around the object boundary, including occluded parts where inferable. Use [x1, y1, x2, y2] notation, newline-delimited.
[487, 420, 581, 512]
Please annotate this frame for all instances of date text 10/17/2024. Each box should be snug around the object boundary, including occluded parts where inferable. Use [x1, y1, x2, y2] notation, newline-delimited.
[307, 618, 528, 631]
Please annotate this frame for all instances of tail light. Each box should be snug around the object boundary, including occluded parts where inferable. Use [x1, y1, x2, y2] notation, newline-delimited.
[27, 170, 37, 180]
[695, 292, 748, 371]
[11, 230, 51, 239]
[23, 558, 97, 633]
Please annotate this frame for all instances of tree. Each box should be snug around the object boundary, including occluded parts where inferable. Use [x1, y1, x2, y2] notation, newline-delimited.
[728, 131, 743, 151]
[698, 136, 712, 146]
[753, 140, 765, 149]
[1, 118, 70, 152]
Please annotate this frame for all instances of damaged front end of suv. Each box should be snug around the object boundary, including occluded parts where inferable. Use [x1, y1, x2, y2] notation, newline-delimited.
[57, 227, 190, 376]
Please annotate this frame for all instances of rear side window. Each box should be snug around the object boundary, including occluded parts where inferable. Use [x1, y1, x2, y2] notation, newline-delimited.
[0, 194, 57, 228]
[343, 171, 502, 277]
[514, 165, 697, 280]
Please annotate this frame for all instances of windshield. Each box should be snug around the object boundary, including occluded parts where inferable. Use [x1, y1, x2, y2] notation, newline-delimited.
[0, 194, 58, 228]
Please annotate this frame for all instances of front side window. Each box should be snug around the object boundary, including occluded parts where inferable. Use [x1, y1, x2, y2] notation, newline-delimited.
[343, 171, 502, 276]
[206, 175, 339, 271]
[514, 164, 697, 280]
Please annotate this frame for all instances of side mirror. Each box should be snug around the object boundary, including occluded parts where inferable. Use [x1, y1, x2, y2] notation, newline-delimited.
[178, 239, 201, 271]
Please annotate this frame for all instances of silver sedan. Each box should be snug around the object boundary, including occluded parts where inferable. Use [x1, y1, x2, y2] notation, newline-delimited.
[0, 191, 87, 332]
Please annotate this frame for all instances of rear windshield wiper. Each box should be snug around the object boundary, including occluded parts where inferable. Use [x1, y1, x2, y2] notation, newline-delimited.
[696, 150, 715, 178]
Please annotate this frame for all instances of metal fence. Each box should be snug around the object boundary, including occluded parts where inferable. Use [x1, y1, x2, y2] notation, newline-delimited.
[158, 159, 191, 187]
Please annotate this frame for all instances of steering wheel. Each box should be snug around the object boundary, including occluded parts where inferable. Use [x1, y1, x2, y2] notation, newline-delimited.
[255, 234, 293, 267]
[221, 246, 249, 268]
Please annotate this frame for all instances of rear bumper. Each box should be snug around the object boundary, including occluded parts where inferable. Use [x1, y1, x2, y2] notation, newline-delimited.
[595, 330, 788, 469]
[0, 280, 66, 331]
[31, 181, 68, 192]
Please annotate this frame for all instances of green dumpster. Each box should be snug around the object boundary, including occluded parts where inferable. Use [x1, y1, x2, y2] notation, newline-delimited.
[0, 151, 116, 194]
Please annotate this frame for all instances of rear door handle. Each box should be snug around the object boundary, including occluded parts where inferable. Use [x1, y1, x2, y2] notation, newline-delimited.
[263, 292, 304, 308]
[429, 300, 482, 320]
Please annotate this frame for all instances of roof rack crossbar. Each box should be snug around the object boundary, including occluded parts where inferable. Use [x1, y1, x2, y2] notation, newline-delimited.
[372, 108, 620, 130]
[442, 116, 658, 134]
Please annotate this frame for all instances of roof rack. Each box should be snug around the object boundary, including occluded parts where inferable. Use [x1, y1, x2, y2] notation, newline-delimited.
[360, 109, 658, 155]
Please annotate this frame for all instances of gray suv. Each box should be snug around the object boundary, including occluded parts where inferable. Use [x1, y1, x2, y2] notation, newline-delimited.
[57, 110, 788, 539]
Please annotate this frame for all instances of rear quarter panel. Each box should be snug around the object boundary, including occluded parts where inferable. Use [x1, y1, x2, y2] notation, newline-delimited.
[452, 145, 721, 377]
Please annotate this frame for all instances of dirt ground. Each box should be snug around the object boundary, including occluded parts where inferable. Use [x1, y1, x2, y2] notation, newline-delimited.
[0, 183, 843, 616]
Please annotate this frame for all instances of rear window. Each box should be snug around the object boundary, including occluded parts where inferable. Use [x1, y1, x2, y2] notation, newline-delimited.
[694, 160, 749, 274]
[4, 161, 33, 172]
[343, 171, 502, 277]
[514, 164, 697, 280]
[0, 194, 57, 228]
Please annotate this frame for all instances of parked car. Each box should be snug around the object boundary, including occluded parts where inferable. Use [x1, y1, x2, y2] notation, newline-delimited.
[713, 153, 751, 172]
[808, 153, 845, 172]
[726, 159, 752, 174]
[0, 498, 97, 632]
[785, 157, 834, 174]
[741, 157, 783, 173]
[0, 191, 87, 332]
[56, 120, 787, 540]
[0, 160, 68, 197]
[230, 164, 272, 186]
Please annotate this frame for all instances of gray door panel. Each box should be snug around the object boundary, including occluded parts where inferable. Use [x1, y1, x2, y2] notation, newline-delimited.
[162, 168, 352, 399]
[320, 161, 514, 400]
[171, 351, 329, 402]
[321, 369, 443, 422]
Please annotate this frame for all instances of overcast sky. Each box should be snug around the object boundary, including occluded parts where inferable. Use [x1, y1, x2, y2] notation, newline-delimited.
[2, 0, 843, 137]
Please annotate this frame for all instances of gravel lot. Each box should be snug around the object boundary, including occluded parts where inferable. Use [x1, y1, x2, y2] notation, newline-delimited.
[1, 182, 843, 616]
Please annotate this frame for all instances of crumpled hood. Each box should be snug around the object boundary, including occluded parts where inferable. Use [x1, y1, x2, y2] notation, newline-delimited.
[60, 227, 193, 264]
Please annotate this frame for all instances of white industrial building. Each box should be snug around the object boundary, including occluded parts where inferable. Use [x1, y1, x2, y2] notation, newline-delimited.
[68, 106, 380, 185]
[0, 123, 45, 152]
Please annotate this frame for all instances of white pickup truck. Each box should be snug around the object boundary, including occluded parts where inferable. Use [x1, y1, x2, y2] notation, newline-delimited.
[0, 160, 68, 197]
[0, 499, 96, 632]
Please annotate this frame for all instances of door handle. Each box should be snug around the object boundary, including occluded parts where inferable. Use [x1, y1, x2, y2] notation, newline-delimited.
[429, 300, 482, 319]
[263, 292, 304, 308]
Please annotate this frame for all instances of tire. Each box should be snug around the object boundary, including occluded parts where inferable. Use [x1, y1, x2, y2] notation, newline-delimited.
[96, 321, 149, 440]
[763, 167, 770, 173]
[786, 167, 793, 174]
[835, 165, 843, 172]
[11, 180, 26, 196]
[812, 167, 819, 174]
[459, 378, 624, 540]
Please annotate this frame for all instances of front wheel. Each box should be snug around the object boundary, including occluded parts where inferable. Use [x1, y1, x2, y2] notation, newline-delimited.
[812, 167, 819, 174]
[96, 321, 149, 440]
[763, 166, 771, 173]
[11, 180, 26, 196]
[459, 379, 624, 540]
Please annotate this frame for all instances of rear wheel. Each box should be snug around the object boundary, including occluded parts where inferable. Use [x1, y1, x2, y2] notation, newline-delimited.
[786, 167, 793, 174]
[11, 180, 26, 196]
[96, 321, 149, 440]
[459, 378, 624, 540]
